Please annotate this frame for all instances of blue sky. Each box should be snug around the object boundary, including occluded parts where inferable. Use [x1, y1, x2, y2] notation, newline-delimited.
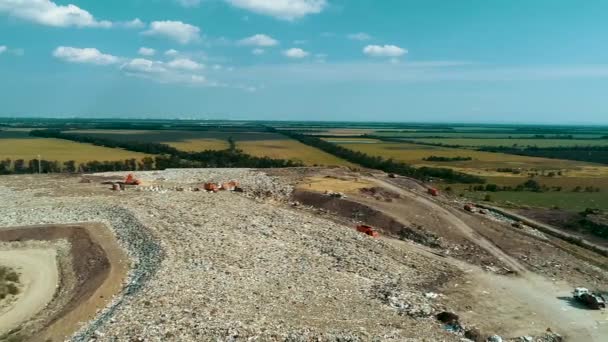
[1, 0, 608, 124]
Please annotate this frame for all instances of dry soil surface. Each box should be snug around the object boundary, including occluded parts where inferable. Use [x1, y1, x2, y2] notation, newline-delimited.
[0, 248, 58, 336]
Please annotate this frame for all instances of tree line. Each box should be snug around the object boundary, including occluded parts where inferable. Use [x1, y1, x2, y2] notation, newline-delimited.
[478, 146, 608, 165]
[423, 156, 472, 162]
[277, 130, 484, 184]
[11, 129, 303, 174]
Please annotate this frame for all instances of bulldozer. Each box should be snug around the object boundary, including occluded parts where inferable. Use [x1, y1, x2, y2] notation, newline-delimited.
[573, 287, 606, 309]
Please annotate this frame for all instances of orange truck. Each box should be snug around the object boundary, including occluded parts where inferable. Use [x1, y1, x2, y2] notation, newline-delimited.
[356, 225, 379, 237]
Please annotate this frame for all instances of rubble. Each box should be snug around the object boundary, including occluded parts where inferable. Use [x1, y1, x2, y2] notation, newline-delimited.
[0, 169, 458, 341]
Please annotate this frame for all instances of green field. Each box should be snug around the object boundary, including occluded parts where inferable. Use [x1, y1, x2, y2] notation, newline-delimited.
[412, 138, 608, 148]
[334, 141, 596, 173]
[462, 191, 608, 212]
[335, 140, 608, 210]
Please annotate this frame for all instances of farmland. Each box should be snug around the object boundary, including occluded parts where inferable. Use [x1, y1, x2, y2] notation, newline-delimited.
[1, 120, 607, 211]
[411, 138, 608, 148]
[331, 141, 593, 173]
[69, 130, 231, 152]
[237, 137, 353, 166]
[0, 130, 151, 163]
[68, 130, 351, 166]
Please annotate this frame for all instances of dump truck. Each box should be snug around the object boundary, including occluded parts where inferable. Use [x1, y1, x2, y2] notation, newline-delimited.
[427, 188, 439, 196]
[356, 224, 379, 237]
[573, 287, 606, 309]
[221, 181, 239, 191]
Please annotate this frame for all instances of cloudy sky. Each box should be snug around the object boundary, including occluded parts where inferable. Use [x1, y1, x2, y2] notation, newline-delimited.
[1, 0, 608, 123]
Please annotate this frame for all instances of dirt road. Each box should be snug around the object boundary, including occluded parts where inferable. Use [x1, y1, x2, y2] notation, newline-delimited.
[367, 177, 527, 273]
[0, 248, 59, 335]
[366, 177, 608, 340]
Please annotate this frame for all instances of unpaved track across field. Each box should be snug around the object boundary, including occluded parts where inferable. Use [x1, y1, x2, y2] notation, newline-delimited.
[368, 177, 527, 273]
[367, 177, 608, 341]
[0, 248, 59, 335]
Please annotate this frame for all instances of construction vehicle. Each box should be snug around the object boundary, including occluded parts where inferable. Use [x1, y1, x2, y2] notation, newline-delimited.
[464, 204, 475, 212]
[356, 224, 379, 237]
[221, 181, 239, 191]
[573, 287, 606, 309]
[203, 183, 219, 192]
[427, 187, 439, 196]
[124, 173, 141, 185]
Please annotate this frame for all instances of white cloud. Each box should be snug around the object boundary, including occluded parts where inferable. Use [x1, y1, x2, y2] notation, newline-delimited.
[238, 34, 278, 47]
[0, 0, 113, 28]
[0, 45, 24, 56]
[121, 58, 166, 74]
[53, 46, 119, 65]
[143, 21, 201, 44]
[176, 0, 201, 7]
[348, 32, 371, 41]
[167, 58, 204, 71]
[138, 47, 156, 56]
[122, 18, 145, 29]
[283, 47, 309, 59]
[363, 44, 407, 57]
[121, 57, 207, 85]
[165, 49, 179, 56]
[225, 0, 326, 20]
[252, 48, 265, 55]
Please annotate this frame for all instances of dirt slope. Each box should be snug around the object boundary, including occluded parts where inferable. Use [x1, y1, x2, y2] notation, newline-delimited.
[0, 248, 59, 336]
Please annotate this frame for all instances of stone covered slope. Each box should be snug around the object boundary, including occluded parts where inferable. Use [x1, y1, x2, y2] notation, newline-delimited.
[0, 170, 458, 341]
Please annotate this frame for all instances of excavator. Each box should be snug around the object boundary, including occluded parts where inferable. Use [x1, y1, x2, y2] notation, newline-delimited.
[124, 173, 141, 186]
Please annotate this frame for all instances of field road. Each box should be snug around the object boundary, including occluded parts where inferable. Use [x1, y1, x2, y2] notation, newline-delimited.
[0, 248, 59, 335]
[366, 176, 608, 341]
[367, 177, 527, 273]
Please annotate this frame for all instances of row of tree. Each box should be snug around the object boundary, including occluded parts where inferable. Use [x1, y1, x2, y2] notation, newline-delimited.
[277, 130, 484, 183]
[423, 156, 472, 162]
[478, 146, 608, 165]
[13, 130, 304, 174]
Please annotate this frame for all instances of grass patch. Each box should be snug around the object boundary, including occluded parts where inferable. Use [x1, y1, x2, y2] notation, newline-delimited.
[0, 266, 20, 300]
[0, 138, 152, 163]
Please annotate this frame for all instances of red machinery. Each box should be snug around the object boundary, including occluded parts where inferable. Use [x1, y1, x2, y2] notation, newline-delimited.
[356, 224, 379, 237]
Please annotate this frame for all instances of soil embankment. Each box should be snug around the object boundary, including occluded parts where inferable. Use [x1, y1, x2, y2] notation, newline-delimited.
[0, 223, 129, 341]
[0, 248, 58, 336]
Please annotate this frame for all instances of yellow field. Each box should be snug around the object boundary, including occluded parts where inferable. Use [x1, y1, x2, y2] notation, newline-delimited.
[0, 138, 151, 163]
[237, 139, 354, 166]
[165, 139, 230, 152]
[340, 142, 597, 172]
